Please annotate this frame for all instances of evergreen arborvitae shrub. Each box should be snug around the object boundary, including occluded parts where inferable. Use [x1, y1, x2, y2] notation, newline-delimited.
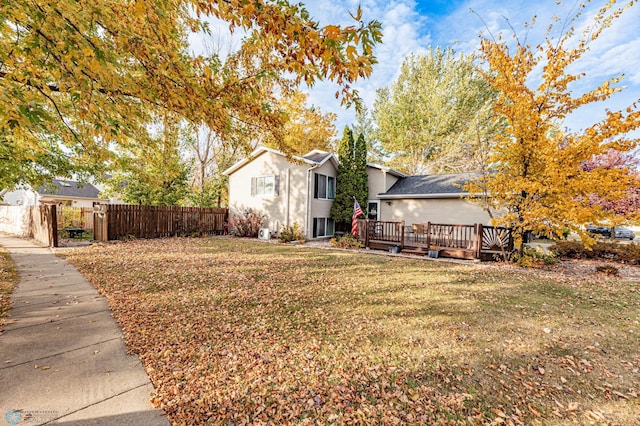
[331, 127, 356, 226]
[330, 126, 369, 231]
[353, 132, 369, 214]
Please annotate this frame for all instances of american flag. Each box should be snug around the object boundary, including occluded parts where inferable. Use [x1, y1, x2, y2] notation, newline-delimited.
[352, 199, 364, 236]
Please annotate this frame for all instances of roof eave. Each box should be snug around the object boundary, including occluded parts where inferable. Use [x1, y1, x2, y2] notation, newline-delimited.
[367, 163, 407, 178]
[223, 146, 322, 176]
[316, 153, 339, 168]
[39, 194, 106, 201]
[377, 192, 482, 199]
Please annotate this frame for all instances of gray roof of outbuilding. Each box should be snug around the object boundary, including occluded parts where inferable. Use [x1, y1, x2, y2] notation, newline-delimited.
[38, 179, 101, 199]
[381, 173, 476, 197]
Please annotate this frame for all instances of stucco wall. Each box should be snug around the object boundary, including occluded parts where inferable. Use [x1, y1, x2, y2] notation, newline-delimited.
[308, 160, 337, 231]
[367, 168, 401, 220]
[367, 168, 400, 197]
[39, 196, 98, 208]
[227, 151, 315, 237]
[0, 205, 31, 236]
[2, 189, 38, 206]
[380, 198, 491, 226]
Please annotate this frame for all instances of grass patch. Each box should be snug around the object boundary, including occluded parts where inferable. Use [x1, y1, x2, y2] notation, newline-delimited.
[0, 246, 17, 329]
[61, 238, 640, 425]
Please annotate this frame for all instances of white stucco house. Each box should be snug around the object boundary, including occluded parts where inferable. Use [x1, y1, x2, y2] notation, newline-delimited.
[224, 147, 492, 240]
[2, 179, 106, 207]
[223, 147, 339, 240]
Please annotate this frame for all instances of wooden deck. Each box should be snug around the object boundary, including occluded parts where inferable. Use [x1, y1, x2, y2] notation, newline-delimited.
[356, 220, 513, 261]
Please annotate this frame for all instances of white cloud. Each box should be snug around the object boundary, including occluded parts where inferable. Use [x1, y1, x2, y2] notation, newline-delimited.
[302, 0, 432, 131]
[302, 0, 640, 135]
[186, 1, 640, 137]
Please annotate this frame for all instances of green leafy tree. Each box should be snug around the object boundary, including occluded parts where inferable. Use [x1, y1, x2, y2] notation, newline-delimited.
[351, 105, 384, 163]
[0, 134, 79, 189]
[0, 0, 382, 189]
[466, 1, 640, 251]
[107, 117, 190, 206]
[372, 47, 496, 174]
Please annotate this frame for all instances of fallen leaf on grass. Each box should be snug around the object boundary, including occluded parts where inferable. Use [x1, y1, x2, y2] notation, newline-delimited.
[612, 391, 628, 400]
[59, 238, 640, 425]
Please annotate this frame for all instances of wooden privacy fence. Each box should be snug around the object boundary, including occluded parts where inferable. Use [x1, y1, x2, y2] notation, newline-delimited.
[356, 219, 513, 261]
[94, 205, 228, 242]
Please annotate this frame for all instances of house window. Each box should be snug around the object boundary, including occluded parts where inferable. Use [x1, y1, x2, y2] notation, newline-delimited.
[314, 174, 335, 199]
[312, 218, 335, 238]
[367, 201, 379, 220]
[251, 176, 279, 197]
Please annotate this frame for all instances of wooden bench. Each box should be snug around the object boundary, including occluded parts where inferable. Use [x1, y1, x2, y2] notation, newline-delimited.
[65, 228, 85, 238]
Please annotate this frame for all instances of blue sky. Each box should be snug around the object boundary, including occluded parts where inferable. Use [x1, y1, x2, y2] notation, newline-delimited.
[299, 0, 640, 137]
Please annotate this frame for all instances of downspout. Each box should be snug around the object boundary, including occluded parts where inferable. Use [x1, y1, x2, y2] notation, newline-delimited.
[381, 170, 387, 221]
[285, 168, 290, 227]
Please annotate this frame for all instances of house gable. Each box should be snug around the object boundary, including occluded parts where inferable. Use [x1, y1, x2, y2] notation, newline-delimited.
[366, 163, 406, 197]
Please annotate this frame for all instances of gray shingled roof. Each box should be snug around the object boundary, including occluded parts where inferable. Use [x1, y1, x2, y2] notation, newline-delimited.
[302, 151, 333, 164]
[38, 179, 101, 199]
[381, 173, 476, 197]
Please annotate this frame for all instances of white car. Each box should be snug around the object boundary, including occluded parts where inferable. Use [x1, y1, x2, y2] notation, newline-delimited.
[614, 227, 635, 240]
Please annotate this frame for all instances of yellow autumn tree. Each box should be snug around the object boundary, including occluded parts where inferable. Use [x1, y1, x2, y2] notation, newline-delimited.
[0, 1, 381, 188]
[466, 0, 640, 250]
[263, 91, 338, 156]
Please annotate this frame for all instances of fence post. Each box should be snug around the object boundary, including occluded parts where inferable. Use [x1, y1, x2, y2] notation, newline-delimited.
[104, 206, 110, 241]
[426, 222, 431, 248]
[400, 221, 405, 249]
[49, 205, 58, 248]
[476, 223, 483, 259]
[365, 219, 369, 248]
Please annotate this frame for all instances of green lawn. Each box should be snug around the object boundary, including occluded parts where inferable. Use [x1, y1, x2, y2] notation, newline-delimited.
[0, 247, 17, 330]
[61, 238, 640, 425]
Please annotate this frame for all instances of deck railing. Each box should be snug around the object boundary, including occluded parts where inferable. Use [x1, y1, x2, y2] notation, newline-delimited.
[366, 220, 405, 245]
[413, 223, 477, 250]
[356, 220, 513, 260]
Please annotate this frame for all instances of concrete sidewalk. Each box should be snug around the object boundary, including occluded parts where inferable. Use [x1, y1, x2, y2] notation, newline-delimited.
[0, 234, 169, 425]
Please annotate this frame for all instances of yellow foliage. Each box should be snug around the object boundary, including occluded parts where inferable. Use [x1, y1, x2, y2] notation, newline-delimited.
[263, 91, 337, 156]
[467, 1, 640, 247]
[0, 0, 381, 187]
